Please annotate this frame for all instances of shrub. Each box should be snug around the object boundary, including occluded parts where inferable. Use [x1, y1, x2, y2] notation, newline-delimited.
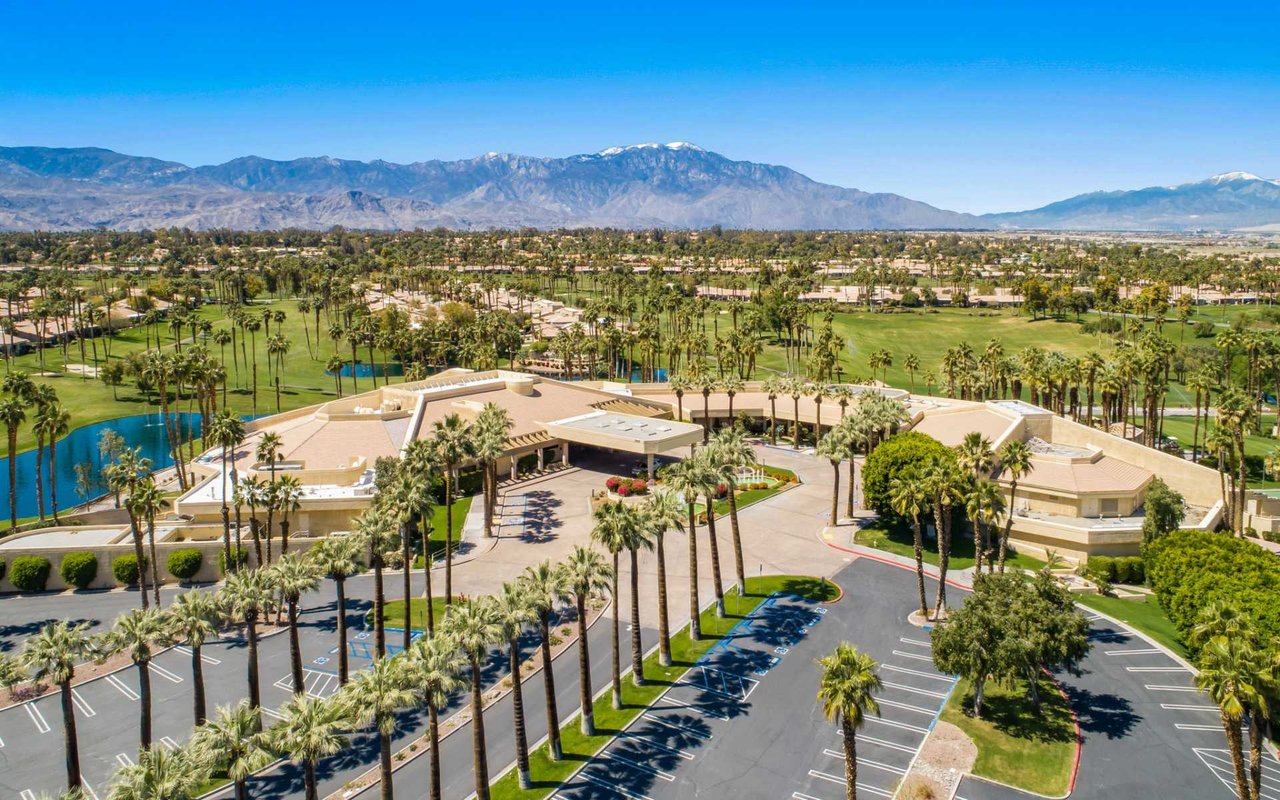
[605, 476, 622, 492]
[616, 483, 632, 497]
[1141, 478, 1184, 546]
[218, 547, 249, 575]
[1114, 556, 1144, 584]
[112, 554, 146, 586]
[10, 556, 52, 592]
[0, 559, 5, 582]
[630, 478, 648, 494]
[166, 549, 204, 582]
[1088, 556, 1116, 582]
[59, 552, 98, 590]
[862, 431, 957, 516]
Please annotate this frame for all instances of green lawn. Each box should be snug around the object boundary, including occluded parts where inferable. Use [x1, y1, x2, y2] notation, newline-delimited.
[381, 597, 451, 631]
[940, 675, 1077, 797]
[489, 574, 840, 800]
[411, 495, 473, 565]
[854, 521, 1046, 572]
[1073, 592, 1188, 660]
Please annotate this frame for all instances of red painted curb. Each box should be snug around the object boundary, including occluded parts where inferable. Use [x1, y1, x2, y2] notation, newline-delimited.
[823, 538, 972, 592]
[1044, 666, 1083, 796]
[820, 581, 845, 604]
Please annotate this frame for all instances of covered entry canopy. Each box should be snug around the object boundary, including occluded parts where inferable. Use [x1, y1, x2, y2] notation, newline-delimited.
[541, 410, 703, 455]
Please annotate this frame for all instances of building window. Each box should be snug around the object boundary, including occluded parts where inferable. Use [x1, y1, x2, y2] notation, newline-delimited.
[1101, 498, 1119, 516]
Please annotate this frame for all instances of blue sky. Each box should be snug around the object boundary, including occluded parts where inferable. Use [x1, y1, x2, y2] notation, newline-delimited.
[3, 1, 1278, 213]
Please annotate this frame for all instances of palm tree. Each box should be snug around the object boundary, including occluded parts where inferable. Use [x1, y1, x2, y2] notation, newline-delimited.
[430, 413, 473, 604]
[762, 375, 782, 445]
[816, 643, 883, 800]
[995, 439, 1033, 573]
[493, 582, 538, 789]
[190, 702, 273, 800]
[923, 457, 959, 619]
[564, 545, 611, 735]
[339, 656, 416, 800]
[23, 621, 92, 792]
[357, 508, 398, 659]
[888, 470, 929, 618]
[310, 535, 364, 685]
[274, 474, 304, 555]
[402, 439, 440, 637]
[966, 480, 1006, 573]
[441, 597, 502, 800]
[239, 476, 267, 565]
[207, 411, 245, 573]
[106, 744, 208, 800]
[590, 500, 633, 708]
[621, 505, 654, 687]
[694, 448, 728, 618]
[220, 567, 276, 720]
[817, 426, 848, 527]
[1197, 636, 1264, 800]
[475, 403, 513, 539]
[0, 397, 26, 529]
[35, 401, 71, 522]
[100, 607, 171, 753]
[129, 478, 166, 607]
[271, 553, 320, 696]
[708, 426, 754, 591]
[641, 490, 684, 666]
[520, 561, 569, 761]
[402, 635, 466, 800]
[30, 384, 58, 521]
[665, 458, 705, 640]
[255, 432, 285, 560]
[167, 589, 221, 726]
[272, 694, 349, 800]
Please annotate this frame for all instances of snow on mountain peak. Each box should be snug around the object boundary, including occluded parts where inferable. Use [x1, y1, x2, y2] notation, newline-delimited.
[1207, 171, 1268, 184]
[596, 142, 705, 157]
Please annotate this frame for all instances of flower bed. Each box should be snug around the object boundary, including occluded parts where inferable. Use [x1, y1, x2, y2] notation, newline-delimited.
[604, 476, 650, 497]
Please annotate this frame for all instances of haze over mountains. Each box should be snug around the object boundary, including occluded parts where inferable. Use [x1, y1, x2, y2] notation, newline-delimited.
[1, 143, 1277, 233]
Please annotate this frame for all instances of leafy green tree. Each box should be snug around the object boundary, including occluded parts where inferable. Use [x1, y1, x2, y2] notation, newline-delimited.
[1141, 477, 1185, 547]
[861, 431, 955, 516]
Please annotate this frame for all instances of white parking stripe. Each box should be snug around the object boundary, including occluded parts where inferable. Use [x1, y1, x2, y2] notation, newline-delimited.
[160, 736, 180, 751]
[71, 689, 96, 717]
[578, 772, 653, 800]
[602, 752, 675, 781]
[1106, 648, 1163, 656]
[20, 791, 37, 800]
[823, 749, 908, 775]
[880, 664, 953, 682]
[174, 645, 221, 665]
[876, 697, 940, 715]
[1126, 666, 1191, 673]
[80, 779, 100, 800]
[653, 697, 729, 720]
[116, 753, 135, 767]
[25, 703, 50, 733]
[148, 662, 183, 683]
[891, 650, 934, 662]
[106, 674, 141, 700]
[860, 734, 920, 754]
[792, 794, 825, 800]
[618, 732, 694, 759]
[641, 713, 713, 739]
[1161, 704, 1218, 712]
[1145, 685, 1200, 693]
[1177, 723, 1228, 732]
[260, 706, 285, 721]
[863, 715, 929, 735]
[809, 770, 893, 798]
[881, 680, 949, 699]
[899, 637, 931, 648]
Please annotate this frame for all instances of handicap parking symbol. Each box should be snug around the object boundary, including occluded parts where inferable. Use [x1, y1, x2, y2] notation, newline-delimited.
[313, 656, 330, 665]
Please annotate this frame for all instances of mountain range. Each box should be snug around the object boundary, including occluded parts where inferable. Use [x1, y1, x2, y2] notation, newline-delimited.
[1, 143, 1278, 232]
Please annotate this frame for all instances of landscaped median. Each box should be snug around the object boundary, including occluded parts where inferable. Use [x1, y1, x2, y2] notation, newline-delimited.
[489, 574, 840, 800]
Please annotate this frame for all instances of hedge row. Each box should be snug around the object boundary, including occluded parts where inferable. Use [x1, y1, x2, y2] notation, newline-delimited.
[1146, 530, 1280, 645]
[59, 552, 98, 589]
[1087, 556, 1145, 585]
[167, 548, 204, 581]
[10, 555, 51, 592]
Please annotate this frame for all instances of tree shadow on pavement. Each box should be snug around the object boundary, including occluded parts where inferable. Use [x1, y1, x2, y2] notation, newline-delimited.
[1064, 684, 1139, 740]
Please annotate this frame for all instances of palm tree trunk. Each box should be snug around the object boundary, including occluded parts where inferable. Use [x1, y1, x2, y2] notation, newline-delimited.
[35, 435, 45, 520]
[629, 547, 644, 686]
[402, 522, 412, 653]
[49, 437, 59, 522]
[933, 507, 950, 619]
[60, 679, 81, 791]
[704, 494, 726, 617]
[428, 703, 443, 800]
[510, 638, 532, 789]
[304, 760, 319, 800]
[539, 611, 562, 760]
[1223, 710, 1250, 800]
[7, 429, 17, 530]
[577, 593, 594, 735]
[656, 532, 671, 666]
[1248, 713, 1263, 800]
[374, 555, 386, 658]
[846, 459, 857, 517]
[999, 481, 1017, 572]
[841, 718, 857, 800]
[444, 470, 454, 604]
[911, 516, 928, 617]
[130, 517, 149, 610]
[147, 517, 162, 607]
[192, 645, 207, 725]
[289, 598, 304, 694]
[830, 461, 840, 524]
[419, 521, 435, 637]
[726, 480, 746, 591]
[136, 657, 154, 752]
[378, 726, 393, 800]
[246, 614, 262, 719]
[610, 553, 622, 708]
[336, 577, 350, 684]
[471, 655, 491, 800]
[687, 505, 701, 640]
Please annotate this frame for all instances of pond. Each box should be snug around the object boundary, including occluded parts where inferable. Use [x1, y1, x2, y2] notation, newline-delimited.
[0, 412, 202, 522]
[325, 361, 404, 378]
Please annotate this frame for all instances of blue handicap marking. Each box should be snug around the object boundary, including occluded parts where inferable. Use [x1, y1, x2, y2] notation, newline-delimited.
[355, 632, 370, 640]
[775, 646, 789, 655]
[313, 656, 329, 666]
[816, 607, 828, 615]
[348, 641, 374, 660]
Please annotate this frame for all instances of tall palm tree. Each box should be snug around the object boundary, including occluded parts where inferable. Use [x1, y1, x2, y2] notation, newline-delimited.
[357, 507, 397, 659]
[621, 504, 654, 687]
[888, 470, 929, 618]
[817, 426, 848, 527]
[220, 568, 276, 720]
[403, 635, 466, 800]
[23, 621, 92, 792]
[641, 490, 684, 666]
[816, 643, 883, 800]
[167, 589, 221, 726]
[0, 397, 26, 529]
[309, 535, 364, 685]
[271, 553, 320, 696]
[995, 439, 1033, 573]
[1197, 636, 1263, 800]
[590, 500, 633, 708]
[29, 383, 58, 521]
[340, 656, 416, 800]
[35, 401, 71, 522]
[402, 439, 439, 637]
[430, 413, 473, 604]
[923, 457, 959, 619]
[190, 702, 273, 800]
[520, 560, 569, 761]
[493, 582, 537, 789]
[274, 474, 304, 556]
[708, 426, 754, 591]
[129, 478, 166, 607]
[106, 743, 208, 800]
[100, 608, 170, 753]
[206, 411, 245, 573]
[475, 403, 513, 539]
[694, 448, 728, 618]
[664, 459, 705, 640]
[272, 694, 350, 800]
[239, 476, 268, 565]
[564, 545, 611, 735]
[965, 480, 1006, 573]
[255, 432, 285, 561]
[441, 597, 502, 800]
